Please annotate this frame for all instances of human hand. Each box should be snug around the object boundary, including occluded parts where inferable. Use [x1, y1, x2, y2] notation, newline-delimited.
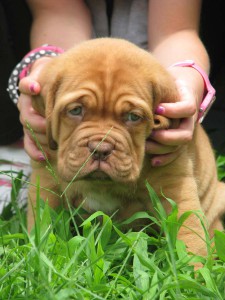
[146, 66, 204, 167]
[18, 57, 52, 161]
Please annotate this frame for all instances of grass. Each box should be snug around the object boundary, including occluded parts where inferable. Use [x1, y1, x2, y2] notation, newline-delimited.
[0, 156, 225, 299]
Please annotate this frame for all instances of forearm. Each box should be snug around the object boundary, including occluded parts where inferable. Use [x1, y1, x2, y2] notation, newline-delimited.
[149, 30, 210, 73]
[150, 31, 209, 107]
[148, 0, 209, 73]
[148, 0, 209, 109]
[26, 0, 92, 50]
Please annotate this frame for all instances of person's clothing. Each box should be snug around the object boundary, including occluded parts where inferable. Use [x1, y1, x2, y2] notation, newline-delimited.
[0, 139, 30, 213]
[86, 0, 148, 49]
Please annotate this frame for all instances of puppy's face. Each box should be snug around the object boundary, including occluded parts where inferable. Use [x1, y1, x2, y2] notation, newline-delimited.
[34, 39, 178, 183]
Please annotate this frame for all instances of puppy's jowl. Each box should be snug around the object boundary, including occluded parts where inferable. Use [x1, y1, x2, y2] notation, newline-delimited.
[29, 38, 225, 259]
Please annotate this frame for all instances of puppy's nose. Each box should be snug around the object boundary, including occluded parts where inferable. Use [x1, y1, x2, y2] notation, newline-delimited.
[88, 141, 114, 161]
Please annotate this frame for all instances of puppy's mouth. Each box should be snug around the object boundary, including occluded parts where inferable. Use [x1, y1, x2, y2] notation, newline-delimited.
[83, 170, 112, 181]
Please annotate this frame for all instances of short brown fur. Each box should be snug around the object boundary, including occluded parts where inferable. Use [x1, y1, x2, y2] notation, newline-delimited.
[29, 38, 225, 260]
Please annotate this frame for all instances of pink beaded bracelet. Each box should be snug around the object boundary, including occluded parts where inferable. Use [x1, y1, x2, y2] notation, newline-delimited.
[7, 45, 64, 104]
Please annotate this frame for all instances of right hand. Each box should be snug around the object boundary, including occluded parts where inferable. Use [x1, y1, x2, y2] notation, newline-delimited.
[18, 57, 52, 161]
[145, 65, 204, 167]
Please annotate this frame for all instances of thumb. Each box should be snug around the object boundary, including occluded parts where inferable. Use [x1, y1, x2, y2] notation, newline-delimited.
[19, 77, 41, 95]
[19, 57, 52, 95]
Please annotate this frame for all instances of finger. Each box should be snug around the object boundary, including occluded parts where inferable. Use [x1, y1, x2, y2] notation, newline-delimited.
[19, 57, 51, 95]
[17, 93, 31, 111]
[23, 133, 46, 161]
[145, 139, 178, 155]
[18, 94, 46, 132]
[155, 79, 198, 119]
[150, 150, 182, 167]
[23, 115, 46, 134]
[24, 129, 48, 146]
[151, 117, 194, 146]
[155, 100, 196, 119]
[19, 77, 40, 95]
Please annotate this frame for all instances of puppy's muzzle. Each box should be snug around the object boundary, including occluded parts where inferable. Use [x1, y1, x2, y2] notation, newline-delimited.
[88, 141, 114, 161]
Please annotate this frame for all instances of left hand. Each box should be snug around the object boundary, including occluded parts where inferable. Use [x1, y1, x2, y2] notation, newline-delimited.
[18, 57, 51, 161]
[146, 66, 204, 167]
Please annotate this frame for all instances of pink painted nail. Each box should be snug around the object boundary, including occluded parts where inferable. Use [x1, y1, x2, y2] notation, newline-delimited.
[38, 155, 46, 161]
[29, 83, 36, 93]
[155, 106, 165, 115]
[152, 160, 161, 167]
[150, 130, 156, 138]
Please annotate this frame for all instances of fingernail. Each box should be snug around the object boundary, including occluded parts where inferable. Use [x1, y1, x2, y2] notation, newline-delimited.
[150, 130, 156, 138]
[151, 159, 161, 167]
[155, 106, 165, 115]
[38, 155, 46, 161]
[29, 83, 36, 93]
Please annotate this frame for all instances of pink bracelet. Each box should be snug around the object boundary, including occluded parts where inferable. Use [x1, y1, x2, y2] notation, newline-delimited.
[8, 45, 64, 104]
[170, 60, 216, 123]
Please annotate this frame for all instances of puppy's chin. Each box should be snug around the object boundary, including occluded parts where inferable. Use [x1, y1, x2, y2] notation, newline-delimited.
[57, 145, 144, 184]
[58, 167, 141, 184]
[83, 170, 112, 181]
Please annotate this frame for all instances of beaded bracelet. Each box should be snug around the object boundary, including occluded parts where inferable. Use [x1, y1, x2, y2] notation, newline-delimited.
[7, 45, 64, 104]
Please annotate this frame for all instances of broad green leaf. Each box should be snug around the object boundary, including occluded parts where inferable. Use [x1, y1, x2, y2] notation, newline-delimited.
[133, 238, 149, 290]
[100, 214, 112, 249]
[120, 211, 158, 227]
[93, 242, 105, 284]
[159, 279, 218, 298]
[81, 211, 106, 226]
[40, 200, 52, 238]
[146, 271, 158, 299]
[199, 267, 221, 297]
[214, 230, 225, 262]
[68, 235, 85, 255]
[146, 182, 167, 220]
[0, 233, 26, 245]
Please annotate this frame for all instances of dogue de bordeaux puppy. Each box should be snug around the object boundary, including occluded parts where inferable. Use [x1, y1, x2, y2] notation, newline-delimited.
[28, 38, 225, 259]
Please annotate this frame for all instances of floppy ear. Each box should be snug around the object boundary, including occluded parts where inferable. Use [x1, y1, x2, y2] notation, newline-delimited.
[153, 114, 171, 130]
[32, 75, 61, 150]
[151, 67, 179, 110]
[153, 114, 180, 130]
[151, 66, 180, 130]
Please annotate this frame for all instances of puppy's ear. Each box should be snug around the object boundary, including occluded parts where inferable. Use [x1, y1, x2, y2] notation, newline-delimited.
[153, 114, 180, 130]
[46, 120, 58, 150]
[153, 114, 171, 130]
[152, 68, 179, 109]
[31, 94, 46, 117]
[32, 75, 61, 150]
[151, 67, 180, 130]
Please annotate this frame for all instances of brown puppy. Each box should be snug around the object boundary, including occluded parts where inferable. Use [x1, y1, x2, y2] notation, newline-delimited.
[29, 38, 225, 258]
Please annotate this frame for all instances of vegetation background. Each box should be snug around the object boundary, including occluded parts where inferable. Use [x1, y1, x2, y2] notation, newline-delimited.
[0, 155, 225, 299]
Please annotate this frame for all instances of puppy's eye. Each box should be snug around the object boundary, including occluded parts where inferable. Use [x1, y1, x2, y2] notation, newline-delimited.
[68, 106, 82, 116]
[126, 112, 142, 122]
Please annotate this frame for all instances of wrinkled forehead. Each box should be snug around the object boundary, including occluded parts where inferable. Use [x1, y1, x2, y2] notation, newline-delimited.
[56, 53, 153, 103]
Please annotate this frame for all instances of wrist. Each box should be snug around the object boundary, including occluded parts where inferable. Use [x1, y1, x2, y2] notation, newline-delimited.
[169, 66, 204, 122]
[8, 45, 64, 104]
[169, 60, 216, 123]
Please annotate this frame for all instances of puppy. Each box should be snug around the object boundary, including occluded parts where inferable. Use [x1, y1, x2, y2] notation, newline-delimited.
[29, 38, 225, 257]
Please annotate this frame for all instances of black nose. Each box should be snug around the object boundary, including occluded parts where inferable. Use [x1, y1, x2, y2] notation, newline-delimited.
[88, 141, 114, 161]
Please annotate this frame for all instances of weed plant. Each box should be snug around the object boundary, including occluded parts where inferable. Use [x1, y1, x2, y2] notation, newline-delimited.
[0, 156, 225, 299]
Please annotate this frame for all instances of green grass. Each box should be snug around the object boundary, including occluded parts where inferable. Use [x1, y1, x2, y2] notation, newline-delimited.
[0, 156, 225, 299]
